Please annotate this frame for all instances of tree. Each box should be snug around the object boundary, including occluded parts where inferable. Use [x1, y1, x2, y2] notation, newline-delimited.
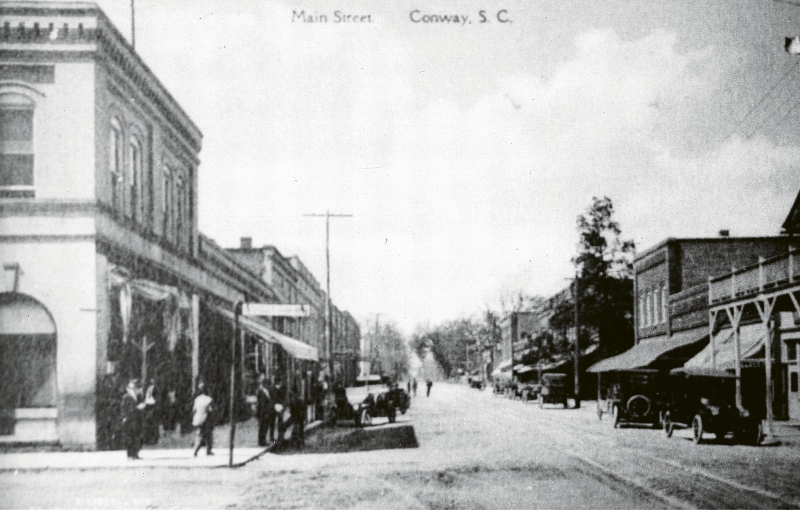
[573, 196, 635, 357]
[364, 322, 409, 381]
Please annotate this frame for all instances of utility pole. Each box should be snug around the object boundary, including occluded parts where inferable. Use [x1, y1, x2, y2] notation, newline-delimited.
[572, 277, 581, 409]
[304, 211, 352, 387]
[130, 0, 135, 49]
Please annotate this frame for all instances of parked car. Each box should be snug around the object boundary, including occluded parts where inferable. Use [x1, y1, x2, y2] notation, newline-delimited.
[355, 383, 404, 426]
[662, 371, 763, 445]
[598, 370, 665, 428]
[387, 384, 410, 414]
[538, 373, 569, 408]
[520, 382, 541, 402]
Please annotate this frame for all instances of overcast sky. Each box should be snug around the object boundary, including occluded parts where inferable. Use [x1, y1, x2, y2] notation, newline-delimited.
[89, 0, 800, 333]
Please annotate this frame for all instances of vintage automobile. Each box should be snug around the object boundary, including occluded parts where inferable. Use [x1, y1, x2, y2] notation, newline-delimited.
[387, 384, 410, 414]
[662, 371, 763, 445]
[520, 382, 542, 402]
[598, 370, 666, 428]
[355, 388, 399, 426]
[538, 373, 569, 408]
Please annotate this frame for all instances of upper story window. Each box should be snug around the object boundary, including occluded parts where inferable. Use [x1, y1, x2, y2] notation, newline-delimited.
[0, 93, 35, 198]
[128, 136, 142, 223]
[176, 174, 185, 249]
[109, 117, 123, 213]
[162, 166, 173, 242]
[639, 295, 645, 328]
[646, 291, 653, 326]
[654, 288, 661, 324]
[661, 285, 668, 324]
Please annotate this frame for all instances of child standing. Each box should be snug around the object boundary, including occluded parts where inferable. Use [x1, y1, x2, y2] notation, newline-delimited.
[192, 383, 214, 457]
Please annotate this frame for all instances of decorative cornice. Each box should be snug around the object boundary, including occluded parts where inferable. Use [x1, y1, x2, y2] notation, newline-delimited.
[0, 2, 202, 153]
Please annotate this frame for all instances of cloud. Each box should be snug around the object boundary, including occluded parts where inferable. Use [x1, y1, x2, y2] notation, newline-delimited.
[149, 11, 797, 330]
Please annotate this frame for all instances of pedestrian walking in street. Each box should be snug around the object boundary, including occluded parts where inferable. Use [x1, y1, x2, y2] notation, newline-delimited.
[407, 380, 411, 394]
[412, 378, 418, 397]
[192, 383, 214, 457]
[121, 378, 146, 460]
[426, 379, 433, 397]
[256, 375, 275, 446]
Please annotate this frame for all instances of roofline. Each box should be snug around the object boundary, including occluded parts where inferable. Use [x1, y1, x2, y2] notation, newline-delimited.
[0, 1, 203, 149]
[634, 235, 795, 262]
[782, 189, 800, 234]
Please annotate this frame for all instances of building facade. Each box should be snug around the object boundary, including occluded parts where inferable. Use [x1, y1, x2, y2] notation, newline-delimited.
[0, 2, 319, 449]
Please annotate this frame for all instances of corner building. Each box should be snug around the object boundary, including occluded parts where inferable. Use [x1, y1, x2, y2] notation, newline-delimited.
[0, 2, 282, 449]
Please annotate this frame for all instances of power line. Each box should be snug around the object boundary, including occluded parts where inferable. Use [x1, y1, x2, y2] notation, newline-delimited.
[732, 60, 800, 139]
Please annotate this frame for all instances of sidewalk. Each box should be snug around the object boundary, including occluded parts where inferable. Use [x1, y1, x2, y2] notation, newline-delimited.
[0, 418, 321, 472]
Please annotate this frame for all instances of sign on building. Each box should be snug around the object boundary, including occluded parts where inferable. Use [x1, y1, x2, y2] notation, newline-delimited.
[241, 303, 311, 317]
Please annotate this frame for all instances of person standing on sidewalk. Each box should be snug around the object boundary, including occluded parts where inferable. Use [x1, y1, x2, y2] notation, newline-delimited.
[273, 376, 287, 443]
[256, 375, 275, 446]
[121, 378, 146, 460]
[289, 383, 305, 447]
[192, 383, 214, 457]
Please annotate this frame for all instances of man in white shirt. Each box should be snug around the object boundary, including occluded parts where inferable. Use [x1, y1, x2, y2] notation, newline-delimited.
[192, 383, 214, 457]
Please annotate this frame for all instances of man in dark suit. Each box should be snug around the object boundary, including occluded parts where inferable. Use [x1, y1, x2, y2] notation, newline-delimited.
[121, 378, 146, 459]
[256, 375, 275, 446]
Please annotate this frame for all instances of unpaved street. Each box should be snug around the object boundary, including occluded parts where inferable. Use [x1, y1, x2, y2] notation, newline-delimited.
[2, 383, 799, 509]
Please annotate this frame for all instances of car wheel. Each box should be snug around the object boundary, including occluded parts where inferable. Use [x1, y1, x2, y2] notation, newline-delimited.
[692, 414, 704, 445]
[739, 421, 763, 446]
[663, 411, 674, 438]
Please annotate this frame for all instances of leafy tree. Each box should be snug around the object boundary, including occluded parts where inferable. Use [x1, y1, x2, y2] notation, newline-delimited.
[573, 196, 635, 357]
[364, 321, 409, 381]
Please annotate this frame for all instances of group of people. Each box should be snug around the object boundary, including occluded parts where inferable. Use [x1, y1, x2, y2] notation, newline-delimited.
[256, 375, 307, 448]
[405, 378, 434, 397]
[121, 376, 215, 459]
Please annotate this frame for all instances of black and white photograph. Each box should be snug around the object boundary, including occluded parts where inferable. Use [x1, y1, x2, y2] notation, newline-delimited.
[1, 0, 800, 508]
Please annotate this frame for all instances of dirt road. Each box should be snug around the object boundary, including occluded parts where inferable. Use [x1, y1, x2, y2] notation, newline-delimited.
[2, 383, 798, 509]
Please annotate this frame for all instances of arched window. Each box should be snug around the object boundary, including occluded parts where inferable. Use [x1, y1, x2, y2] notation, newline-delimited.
[0, 93, 35, 198]
[109, 117, 123, 213]
[0, 293, 57, 416]
[128, 135, 142, 222]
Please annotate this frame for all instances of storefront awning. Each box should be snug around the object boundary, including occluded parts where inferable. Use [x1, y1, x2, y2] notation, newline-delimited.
[263, 328, 319, 361]
[491, 359, 513, 377]
[212, 305, 319, 361]
[673, 324, 764, 376]
[587, 328, 707, 373]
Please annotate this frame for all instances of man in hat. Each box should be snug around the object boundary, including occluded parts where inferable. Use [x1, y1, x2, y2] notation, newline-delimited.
[121, 378, 146, 459]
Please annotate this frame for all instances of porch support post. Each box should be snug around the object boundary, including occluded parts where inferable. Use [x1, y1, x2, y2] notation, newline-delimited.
[725, 306, 743, 409]
[756, 297, 777, 444]
[709, 309, 718, 370]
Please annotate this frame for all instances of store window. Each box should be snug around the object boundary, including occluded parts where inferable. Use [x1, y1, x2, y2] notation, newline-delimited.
[0, 93, 35, 198]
